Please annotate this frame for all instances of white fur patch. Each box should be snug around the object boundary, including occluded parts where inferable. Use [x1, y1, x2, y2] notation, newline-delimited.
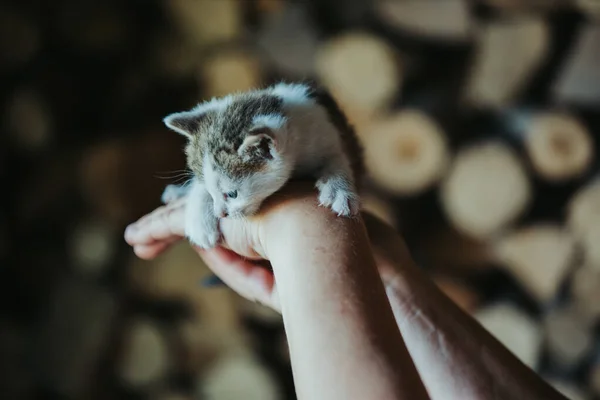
[270, 82, 313, 105]
[192, 95, 233, 114]
[252, 114, 287, 130]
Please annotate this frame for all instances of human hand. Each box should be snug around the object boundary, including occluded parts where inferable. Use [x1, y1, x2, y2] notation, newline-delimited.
[124, 182, 413, 313]
[126, 183, 365, 312]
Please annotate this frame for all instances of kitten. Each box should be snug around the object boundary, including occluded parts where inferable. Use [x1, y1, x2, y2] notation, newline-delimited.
[161, 82, 364, 249]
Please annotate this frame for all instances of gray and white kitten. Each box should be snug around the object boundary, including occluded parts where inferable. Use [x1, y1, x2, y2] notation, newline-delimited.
[161, 82, 363, 249]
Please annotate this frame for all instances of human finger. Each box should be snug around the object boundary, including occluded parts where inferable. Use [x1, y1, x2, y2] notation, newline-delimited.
[196, 247, 280, 312]
[124, 199, 186, 246]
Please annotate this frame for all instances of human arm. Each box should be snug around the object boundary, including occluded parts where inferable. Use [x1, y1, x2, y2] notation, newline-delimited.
[125, 187, 566, 400]
[125, 185, 429, 400]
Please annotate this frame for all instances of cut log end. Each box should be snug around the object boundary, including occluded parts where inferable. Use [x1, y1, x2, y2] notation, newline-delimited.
[464, 18, 549, 108]
[315, 31, 401, 116]
[553, 24, 600, 105]
[525, 113, 594, 182]
[374, 0, 472, 42]
[361, 194, 398, 228]
[200, 50, 263, 99]
[69, 218, 117, 278]
[364, 110, 450, 196]
[441, 142, 530, 238]
[492, 225, 576, 303]
[197, 353, 281, 400]
[475, 302, 542, 368]
[570, 265, 600, 323]
[567, 181, 600, 266]
[118, 319, 170, 388]
[167, 0, 242, 48]
[543, 306, 594, 369]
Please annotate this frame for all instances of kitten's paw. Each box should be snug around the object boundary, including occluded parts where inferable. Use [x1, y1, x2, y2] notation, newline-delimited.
[186, 218, 220, 249]
[316, 179, 360, 217]
[161, 184, 186, 204]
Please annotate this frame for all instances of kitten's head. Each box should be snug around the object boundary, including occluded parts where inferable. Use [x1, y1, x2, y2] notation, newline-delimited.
[163, 84, 311, 216]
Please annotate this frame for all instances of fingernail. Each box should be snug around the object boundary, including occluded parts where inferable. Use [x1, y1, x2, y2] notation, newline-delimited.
[200, 274, 226, 287]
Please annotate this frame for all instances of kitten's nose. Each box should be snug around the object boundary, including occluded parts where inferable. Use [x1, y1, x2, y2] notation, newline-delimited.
[219, 211, 228, 218]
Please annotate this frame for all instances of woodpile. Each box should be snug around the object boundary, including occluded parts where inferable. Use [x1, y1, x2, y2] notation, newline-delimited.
[3, 0, 598, 398]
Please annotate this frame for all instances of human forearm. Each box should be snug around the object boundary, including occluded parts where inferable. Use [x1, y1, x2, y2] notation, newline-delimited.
[264, 202, 429, 400]
[364, 215, 566, 400]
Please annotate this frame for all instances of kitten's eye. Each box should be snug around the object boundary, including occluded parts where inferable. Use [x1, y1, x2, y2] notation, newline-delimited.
[226, 191, 238, 199]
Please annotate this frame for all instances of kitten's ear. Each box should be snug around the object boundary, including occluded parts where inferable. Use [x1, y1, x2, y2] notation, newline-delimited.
[163, 110, 204, 139]
[238, 128, 277, 160]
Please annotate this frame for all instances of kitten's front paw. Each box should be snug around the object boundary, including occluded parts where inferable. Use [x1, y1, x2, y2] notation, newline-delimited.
[316, 179, 360, 217]
[161, 184, 186, 204]
[186, 217, 220, 249]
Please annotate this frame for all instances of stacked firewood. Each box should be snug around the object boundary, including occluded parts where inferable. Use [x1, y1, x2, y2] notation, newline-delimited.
[1, 0, 598, 399]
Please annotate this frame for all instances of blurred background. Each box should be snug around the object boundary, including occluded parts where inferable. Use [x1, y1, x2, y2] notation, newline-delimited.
[1, 0, 599, 399]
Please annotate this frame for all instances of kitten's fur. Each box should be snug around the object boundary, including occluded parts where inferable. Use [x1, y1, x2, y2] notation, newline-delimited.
[162, 82, 363, 249]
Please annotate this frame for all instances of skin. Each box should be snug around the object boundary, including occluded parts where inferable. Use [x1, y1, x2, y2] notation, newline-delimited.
[125, 184, 567, 400]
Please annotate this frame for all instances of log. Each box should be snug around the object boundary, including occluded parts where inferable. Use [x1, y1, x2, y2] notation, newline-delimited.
[492, 225, 576, 303]
[256, 2, 319, 76]
[5, 87, 53, 153]
[475, 302, 542, 369]
[118, 318, 171, 388]
[167, 0, 242, 48]
[199, 49, 263, 99]
[522, 113, 594, 182]
[363, 110, 450, 195]
[464, 18, 549, 109]
[543, 305, 594, 370]
[361, 193, 398, 228]
[69, 218, 117, 278]
[0, 9, 39, 71]
[441, 142, 531, 238]
[197, 352, 281, 400]
[567, 180, 600, 266]
[567, 180, 600, 238]
[374, 0, 472, 42]
[553, 24, 600, 105]
[570, 265, 600, 323]
[567, 180, 600, 237]
[315, 31, 402, 120]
